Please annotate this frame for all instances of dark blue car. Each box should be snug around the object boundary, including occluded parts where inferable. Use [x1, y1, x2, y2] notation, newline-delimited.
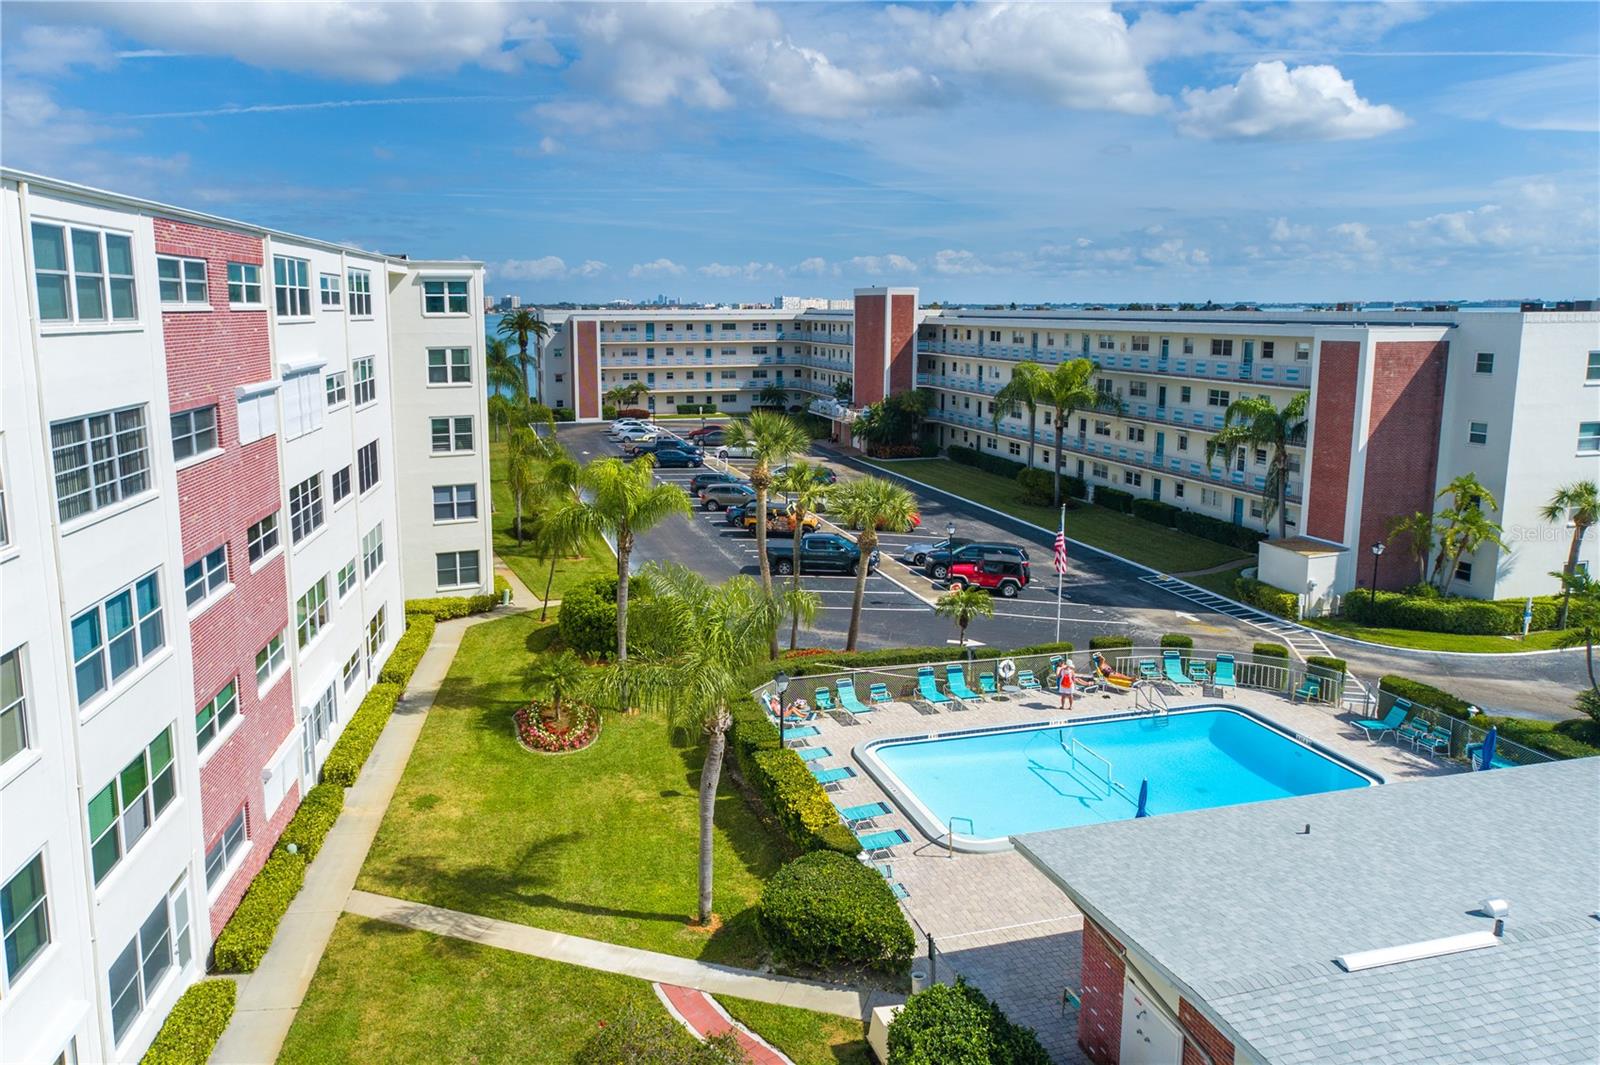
[652, 447, 704, 468]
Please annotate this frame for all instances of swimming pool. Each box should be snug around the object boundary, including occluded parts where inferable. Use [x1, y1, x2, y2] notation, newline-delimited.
[861, 707, 1378, 849]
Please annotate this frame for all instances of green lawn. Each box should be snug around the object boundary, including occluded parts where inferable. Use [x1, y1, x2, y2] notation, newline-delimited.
[869, 460, 1250, 573]
[280, 915, 867, 1064]
[357, 612, 789, 967]
[1178, 562, 1252, 600]
[490, 440, 615, 602]
[1304, 618, 1578, 654]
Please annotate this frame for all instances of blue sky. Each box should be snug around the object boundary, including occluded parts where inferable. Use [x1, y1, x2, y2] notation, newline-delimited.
[3, 2, 1596, 303]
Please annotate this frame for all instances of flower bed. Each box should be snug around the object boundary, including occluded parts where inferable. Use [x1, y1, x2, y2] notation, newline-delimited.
[514, 702, 601, 753]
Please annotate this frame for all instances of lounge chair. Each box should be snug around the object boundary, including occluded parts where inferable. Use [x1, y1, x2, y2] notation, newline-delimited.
[945, 665, 981, 701]
[1045, 656, 1064, 691]
[874, 862, 910, 900]
[1212, 653, 1236, 693]
[1415, 725, 1452, 758]
[1162, 650, 1192, 688]
[916, 666, 952, 704]
[1351, 699, 1408, 742]
[857, 827, 911, 859]
[1090, 652, 1134, 691]
[836, 678, 873, 717]
[1018, 669, 1042, 690]
[783, 725, 819, 741]
[1466, 741, 1514, 771]
[1188, 659, 1211, 685]
[1397, 716, 1432, 749]
[814, 687, 836, 712]
[839, 801, 890, 828]
[1138, 659, 1159, 680]
[797, 746, 831, 762]
[1293, 676, 1322, 703]
[979, 672, 998, 695]
[868, 682, 892, 704]
[809, 765, 856, 790]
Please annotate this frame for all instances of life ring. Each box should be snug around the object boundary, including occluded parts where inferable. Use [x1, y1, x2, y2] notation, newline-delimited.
[998, 658, 1017, 681]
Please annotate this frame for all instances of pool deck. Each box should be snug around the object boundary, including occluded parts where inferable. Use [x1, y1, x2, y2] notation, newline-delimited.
[794, 684, 1462, 1064]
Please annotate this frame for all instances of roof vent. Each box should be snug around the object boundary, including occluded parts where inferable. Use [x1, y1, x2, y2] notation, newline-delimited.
[1335, 931, 1499, 973]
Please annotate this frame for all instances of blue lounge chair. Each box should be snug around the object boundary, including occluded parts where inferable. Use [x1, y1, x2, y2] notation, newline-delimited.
[1294, 676, 1322, 703]
[814, 687, 836, 711]
[1415, 725, 1452, 758]
[1351, 699, 1408, 742]
[1466, 741, 1514, 771]
[874, 862, 910, 900]
[1188, 659, 1211, 685]
[1162, 650, 1192, 688]
[979, 672, 997, 695]
[783, 725, 819, 741]
[1045, 656, 1064, 691]
[945, 664, 981, 701]
[839, 801, 890, 827]
[916, 666, 951, 704]
[1212, 653, 1236, 692]
[1398, 716, 1432, 749]
[836, 678, 873, 717]
[797, 746, 831, 762]
[1018, 669, 1041, 690]
[868, 682, 892, 703]
[810, 765, 856, 790]
[1137, 659, 1158, 681]
[857, 827, 911, 858]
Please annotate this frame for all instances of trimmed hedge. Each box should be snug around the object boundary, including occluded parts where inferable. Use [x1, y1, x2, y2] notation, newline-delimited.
[1159, 633, 1193, 649]
[277, 783, 344, 861]
[946, 444, 1026, 479]
[1174, 508, 1268, 551]
[1344, 590, 1582, 636]
[320, 683, 403, 787]
[1253, 642, 1290, 659]
[1093, 485, 1134, 514]
[553, 407, 575, 422]
[1234, 575, 1300, 621]
[405, 576, 510, 619]
[1017, 467, 1053, 504]
[1379, 674, 1600, 761]
[748, 748, 860, 856]
[1088, 635, 1134, 651]
[377, 614, 436, 686]
[887, 978, 1051, 1065]
[1305, 654, 1348, 676]
[140, 978, 236, 1065]
[1131, 497, 1180, 527]
[558, 576, 649, 660]
[757, 851, 914, 973]
[675, 403, 719, 414]
[213, 850, 307, 971]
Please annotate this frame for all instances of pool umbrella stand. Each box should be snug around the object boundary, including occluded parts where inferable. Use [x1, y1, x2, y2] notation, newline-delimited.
[1135, 778, 1150, 818]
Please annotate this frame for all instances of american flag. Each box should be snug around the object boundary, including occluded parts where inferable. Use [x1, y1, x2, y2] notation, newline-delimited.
[1053, 511, 1069, 576]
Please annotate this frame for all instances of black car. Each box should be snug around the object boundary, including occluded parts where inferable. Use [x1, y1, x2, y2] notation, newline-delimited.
[653, 448, 704, 468]
[922, 541, 1030, 581]
[689, 471, 742, 494]
[773, 463, 838, 486]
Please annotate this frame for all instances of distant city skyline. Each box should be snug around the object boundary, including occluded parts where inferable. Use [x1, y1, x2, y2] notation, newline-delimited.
[3, 1, 1596, 301]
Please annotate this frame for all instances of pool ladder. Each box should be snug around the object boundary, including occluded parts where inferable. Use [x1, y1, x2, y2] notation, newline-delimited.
[947, 816, 975, 859]
[1133, 681, 1169, 718]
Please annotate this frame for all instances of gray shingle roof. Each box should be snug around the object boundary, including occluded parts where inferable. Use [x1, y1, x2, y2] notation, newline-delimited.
[1014, 758, 1600, 1065]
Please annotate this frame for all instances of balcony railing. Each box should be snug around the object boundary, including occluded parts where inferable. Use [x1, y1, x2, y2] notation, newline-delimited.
[916, 339, 1309, 387]
[602, 330, 780, 343]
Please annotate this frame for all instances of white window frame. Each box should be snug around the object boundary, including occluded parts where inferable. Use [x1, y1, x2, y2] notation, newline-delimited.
[347, 269, 373, 317]
[183, 544, 229, 610]
[357, 441, 380, 495]
[352, 356, 376, 406]
[2, 850, 50, 987]
[318, 272, 342, 309]
[296, 577, 330, 649]
[1578, 421, 1600, 454]
[422, 278, 470, 316]
[156, 255, 209, 308]
[341, 649, 362, 691]
[170, 405, 219, 465]
[107, 879, 190, 1044]
[71, 571, 164, 708]
[1467, 420, 1489, 446]
[430, 416, 474, 454]
[289, 474, 325, 544]
[427, 347, 472, 385]
[227, 262, 263, 307]
[432, 484, 478, 523]
[331, 464, 351, 505]
[87, 727, 176, 887]
[325, 371, 348, 408]
[195, 678, 239, 753]
[50, 406, 152, 523]
[1475, 351, 1494, 374]
[1, 647, 29, 769]
[337, 559, 357, 600]
[31, 221, 138, 326]
[361, 524, 384, 580]
[436, 550, 480, 590]
[367, 606, 388, 661]
[247, 512, 280, 566]
[255, 632, 286, 693]
[273, 255, 312, 319]
[203, 806, 249, 893]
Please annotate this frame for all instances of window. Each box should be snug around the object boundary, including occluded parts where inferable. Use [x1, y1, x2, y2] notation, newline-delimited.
[1579, 421, 1600, 452]
[1178, 435, 1189, 452]
[357, 441, 379, 493]
[255, 633, 285, 689]
[204, 807, 248, 889]
[433, 484, 478, 522]
[1201, 487, 1222, 507]
[32, 223, 137, 323]
[1179, 385, 1192, 405]
[319, 273, 342, 308]
[1468, 421, 1489, 446]
[325, 371, 347, 408]
[1211, 339, 1234, 358]
[352, 356, 376, 406]
[195, 679, 238, 751]
[1007, 441, 1021, 457]
[1182, 338, 1194, 355]
[1588, 351, 1600, 383]
[296, 577, 329, 648]
[273, 256, 312, 318]
[1174, 482, 1185, 498]
[430, 416, 474, 453]
[1249, 500, 1264, 520]
[1254, 447, 1268, 466]
[227, 262, 262, 306]
[331, 465, 351, 504]
[1454, 560, 1474, 583]
[50, 407, 151, 521]
[361, 524, 384, 579]
[169, 406, 218, 463]
[1207, 389, 1231, 408]
[367, 606, 387, 660]
[87, 727, 176, 884]
[1123, 470, 1143, 487]
[288, 475, 325, 542]
[1128, 425, 1146, 443]
[423, 278, 469, 314]
[1131, 336, 1150, 352]
[1091, 462, 1109, 480]
[281, 368, 324, 440]
[107, 884, 189, 1043]
[337, 559, 357, 598]
[71, 573, 164, 706]
[2, 853, 48, 984]
[1, 649, 26, 766]
[1093, 420, 1112, 437]
[436, 550, 480, 589]
[342, 649, 362, 691]
[347, 269, 373, 316]
[1097, 334, 1116, 351]
[156, 256, 208, 306]
[1475, 351, 1495, 374]
[247, 512, 279, 564]
[721, 394, 737, 404]
[1261, 341, 1275, 359]
[1295, 342, 1311, 360]
[182, 545, 228, 607]
[427, 347, 471, 384]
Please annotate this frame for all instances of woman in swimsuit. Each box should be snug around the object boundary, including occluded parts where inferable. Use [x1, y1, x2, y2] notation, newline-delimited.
[1057, 659, 1076, 711]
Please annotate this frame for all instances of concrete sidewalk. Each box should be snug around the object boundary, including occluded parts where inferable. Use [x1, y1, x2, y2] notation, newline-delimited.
[346, 890, 898, 1021]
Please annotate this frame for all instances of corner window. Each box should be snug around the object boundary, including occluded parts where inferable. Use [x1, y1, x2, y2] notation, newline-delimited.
[1475, 351, 1494, 374]
[288, 475, 325, 543]
[352, 356, 376, 406]
[318, 273, 342, 309]
[246, 512, 280, 564]
[436, 550, 480, 589]
[347, 269, 373, 316]
[295, 577, 329, 648]
[272, 256, 312, 318]
[87, 726, 176, 884]
[1, 852, 49, 984]
[50, 406, 151, 522]
[195, 679, 238, 751]
[422, 278, 469, 315]
[1467, 421, 1489, 446]
[427, 347, 471, 384]
[430, 416, 474, 454]
[432, 484, 477, 522]
[254, 633, 286, 690]
[32, 223, 137, 324]
[227, 262, 263, 306]
[182, 545, 228, 608]
[203, 807, 248, 889]
[157, 256, 208, 306]
[71, 572, 164, 706]
[170, 405, 218, 462]
[1, 648, 27, 766]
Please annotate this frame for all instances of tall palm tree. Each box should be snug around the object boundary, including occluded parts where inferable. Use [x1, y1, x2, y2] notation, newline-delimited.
[525, 436, 583, 621]
[586, 563, 778, 925]
[1541, 480, 1599, 628]
[1438, 505, 1509, 596]
[723, 412, 808, 656]
[772, 462, 833, 651]
[755, 382, 789, 409]
[934, 585, 994, 646]
[486, 336, 524, 400]
[605, 381, 648, 411]
[497, 308, 549, 397]
[1551, 571, 1599, 690]
[487, 393, 514, 442]
[1035, 359, 1123, 506]
[830, 476, 918, 651]
[550, 456, 690, 660]
[992, 361, 1045, 470]
[1204, 392, 1310, 539]
[504, 425, 540, 545]
[1386, 511, 1436, 588]
[1429, 473, 1502, 589]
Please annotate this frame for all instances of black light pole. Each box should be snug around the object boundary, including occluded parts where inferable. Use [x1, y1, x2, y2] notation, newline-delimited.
[946, 520, 957, 545]
[775, 671, 790, 747]
[1369, 541, 1385, 607]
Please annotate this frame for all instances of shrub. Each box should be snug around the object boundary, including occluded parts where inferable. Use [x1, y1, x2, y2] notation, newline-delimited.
[1253, 642, 1290, 659]
[1379, 674, 1472, 717]
[618, 407, 650, 419]
[1007, 641, 1075, 657]
[1088, 635, 1134, 651]
[729, 697, 781, 781]
[278, 784, 344, 861]
[553, 407, 575, 422]
[320, 683, 403, 787]
[1016, 467, 1053, 504]
[748, 749, 860, 856]
[1234, 576, 1300, 621]
[601, 403, 618, 420]
[1173, 509, 1267, 551]
[1305, 654, 1348, 676]
[1131, 498, 1179, 527]
[213, 849, 307, 971]
[558, 577, 622, 658]
[1577, 687, 1600, 725]
[886, 978, 1051, 1065]
[1159, 633, 1193, 649]
[757, 851, 914, 973]
[946, 444, 1026, 480]
[405, 576, 508, 619]
[1092, 485, 1134, 514]
[675, 403, 719, 415]
[141, 978, 236, 1065]
[377, 614, 436, 686]
[579, 1006, 745, 1064]
[1343, 590, 1574, 636]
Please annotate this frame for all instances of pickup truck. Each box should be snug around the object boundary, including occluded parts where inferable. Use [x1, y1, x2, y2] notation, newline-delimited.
[766, 533, 879, 576]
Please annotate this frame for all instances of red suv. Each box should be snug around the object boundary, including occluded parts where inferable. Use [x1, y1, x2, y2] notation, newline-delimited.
[946, 555, 1030, 598]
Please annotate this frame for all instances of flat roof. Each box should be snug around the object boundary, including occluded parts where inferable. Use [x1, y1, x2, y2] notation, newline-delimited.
[1264, 536, 1347, 556]
[1015, 758, 1600, 1065]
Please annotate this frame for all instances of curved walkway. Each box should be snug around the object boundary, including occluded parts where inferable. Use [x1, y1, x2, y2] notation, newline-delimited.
[656, 983, 794, 1064]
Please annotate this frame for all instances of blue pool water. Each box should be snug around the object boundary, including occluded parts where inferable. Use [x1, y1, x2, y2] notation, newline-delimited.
[872, 709, 1373, 839]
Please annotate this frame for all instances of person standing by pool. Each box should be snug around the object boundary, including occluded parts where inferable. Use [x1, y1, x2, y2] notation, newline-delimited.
[1057, 659, 1076, 711]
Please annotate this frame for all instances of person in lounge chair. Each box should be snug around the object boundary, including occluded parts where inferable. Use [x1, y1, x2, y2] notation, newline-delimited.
[781, 697, 812, 723]
[1090, 651, 1134, 690]
[1056, 659, 1077, 711]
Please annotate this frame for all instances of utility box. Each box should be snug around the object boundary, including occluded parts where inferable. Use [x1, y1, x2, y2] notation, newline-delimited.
[866, 1003, 903, 1063]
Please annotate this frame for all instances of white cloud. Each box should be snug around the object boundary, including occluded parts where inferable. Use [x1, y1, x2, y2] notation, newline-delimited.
[1270, 217, 1315, 243]
[794, 257, 833, 277]
[629, 258, 686, 279]
[847, 254, 918, 276]
[573, 259, 607, 278]
[753, 41, 945, 118]
[564, 2, 773, 110]
[1178, 61, 1408, 141]
[5, 24, 116, 75]
[1406, 206, 1517, 248]
[1439, 61, 1599, 134]
[537, 135, 561, 155]
[492, 256, 608, 281]
[698, 261, 782, 280]
[1140, 239, 1210, 268]
[1331, 222, 1378, 253]
[932, 249, 1002, 276]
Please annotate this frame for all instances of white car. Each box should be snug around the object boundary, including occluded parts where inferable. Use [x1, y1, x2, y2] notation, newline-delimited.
[616, 425, 660, 444]
[715, 443, 755, 460]
[608, 419, 647, 438]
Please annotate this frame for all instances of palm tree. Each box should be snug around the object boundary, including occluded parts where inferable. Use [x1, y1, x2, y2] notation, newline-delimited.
[605, 381, 648, 411]
[497, 308, 550, 397]
[586, 563, 778, 925]
[934, 585, 994, 646]
[779, 585, 821, 647]
[1386, 511, 1436, 588]
[1550, 571, 1600, 691]
[551, 456, 690, 660]
[523, 650, 588, 724]
[1438, 505, 1509, 596]
[487, 393, 515, 443]
[723, 412, 808, 656]
[755, 382, 788, 409]
[1036, 359, 1123, 506]
[832, 379, 852, 403]
[1541, 480, 1599, 628]
[992, 361, 1045, 470]
[525, 436, 583, 621]
[830, 476, 918, 651]
[504, 425, 540, 545]
[772, 461, 833, 651]
[486, 337, 524, 400]
[1429, 474, 1502, 589]
[1203, 393, 1309, 539]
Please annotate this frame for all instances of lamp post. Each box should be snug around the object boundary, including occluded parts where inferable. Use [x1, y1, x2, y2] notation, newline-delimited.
[774, 670, 790, 747]
[1369, 541, 1385, 607]
[945, 520, 957, 545]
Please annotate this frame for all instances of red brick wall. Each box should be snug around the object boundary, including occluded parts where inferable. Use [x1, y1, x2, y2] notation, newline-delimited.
[1179, 999, 1236, 1065]
[887, 293, 916, 395]
[1305, 340, 1360, 542]
[1360, 340, 1448, 590]
[1078, 919, 1125, 1065]
[853, 294, 886, 405]
[576, 320, 600, 419]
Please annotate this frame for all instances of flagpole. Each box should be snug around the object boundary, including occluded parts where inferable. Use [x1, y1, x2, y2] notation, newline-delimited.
[1055, 504, 1065, 645]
